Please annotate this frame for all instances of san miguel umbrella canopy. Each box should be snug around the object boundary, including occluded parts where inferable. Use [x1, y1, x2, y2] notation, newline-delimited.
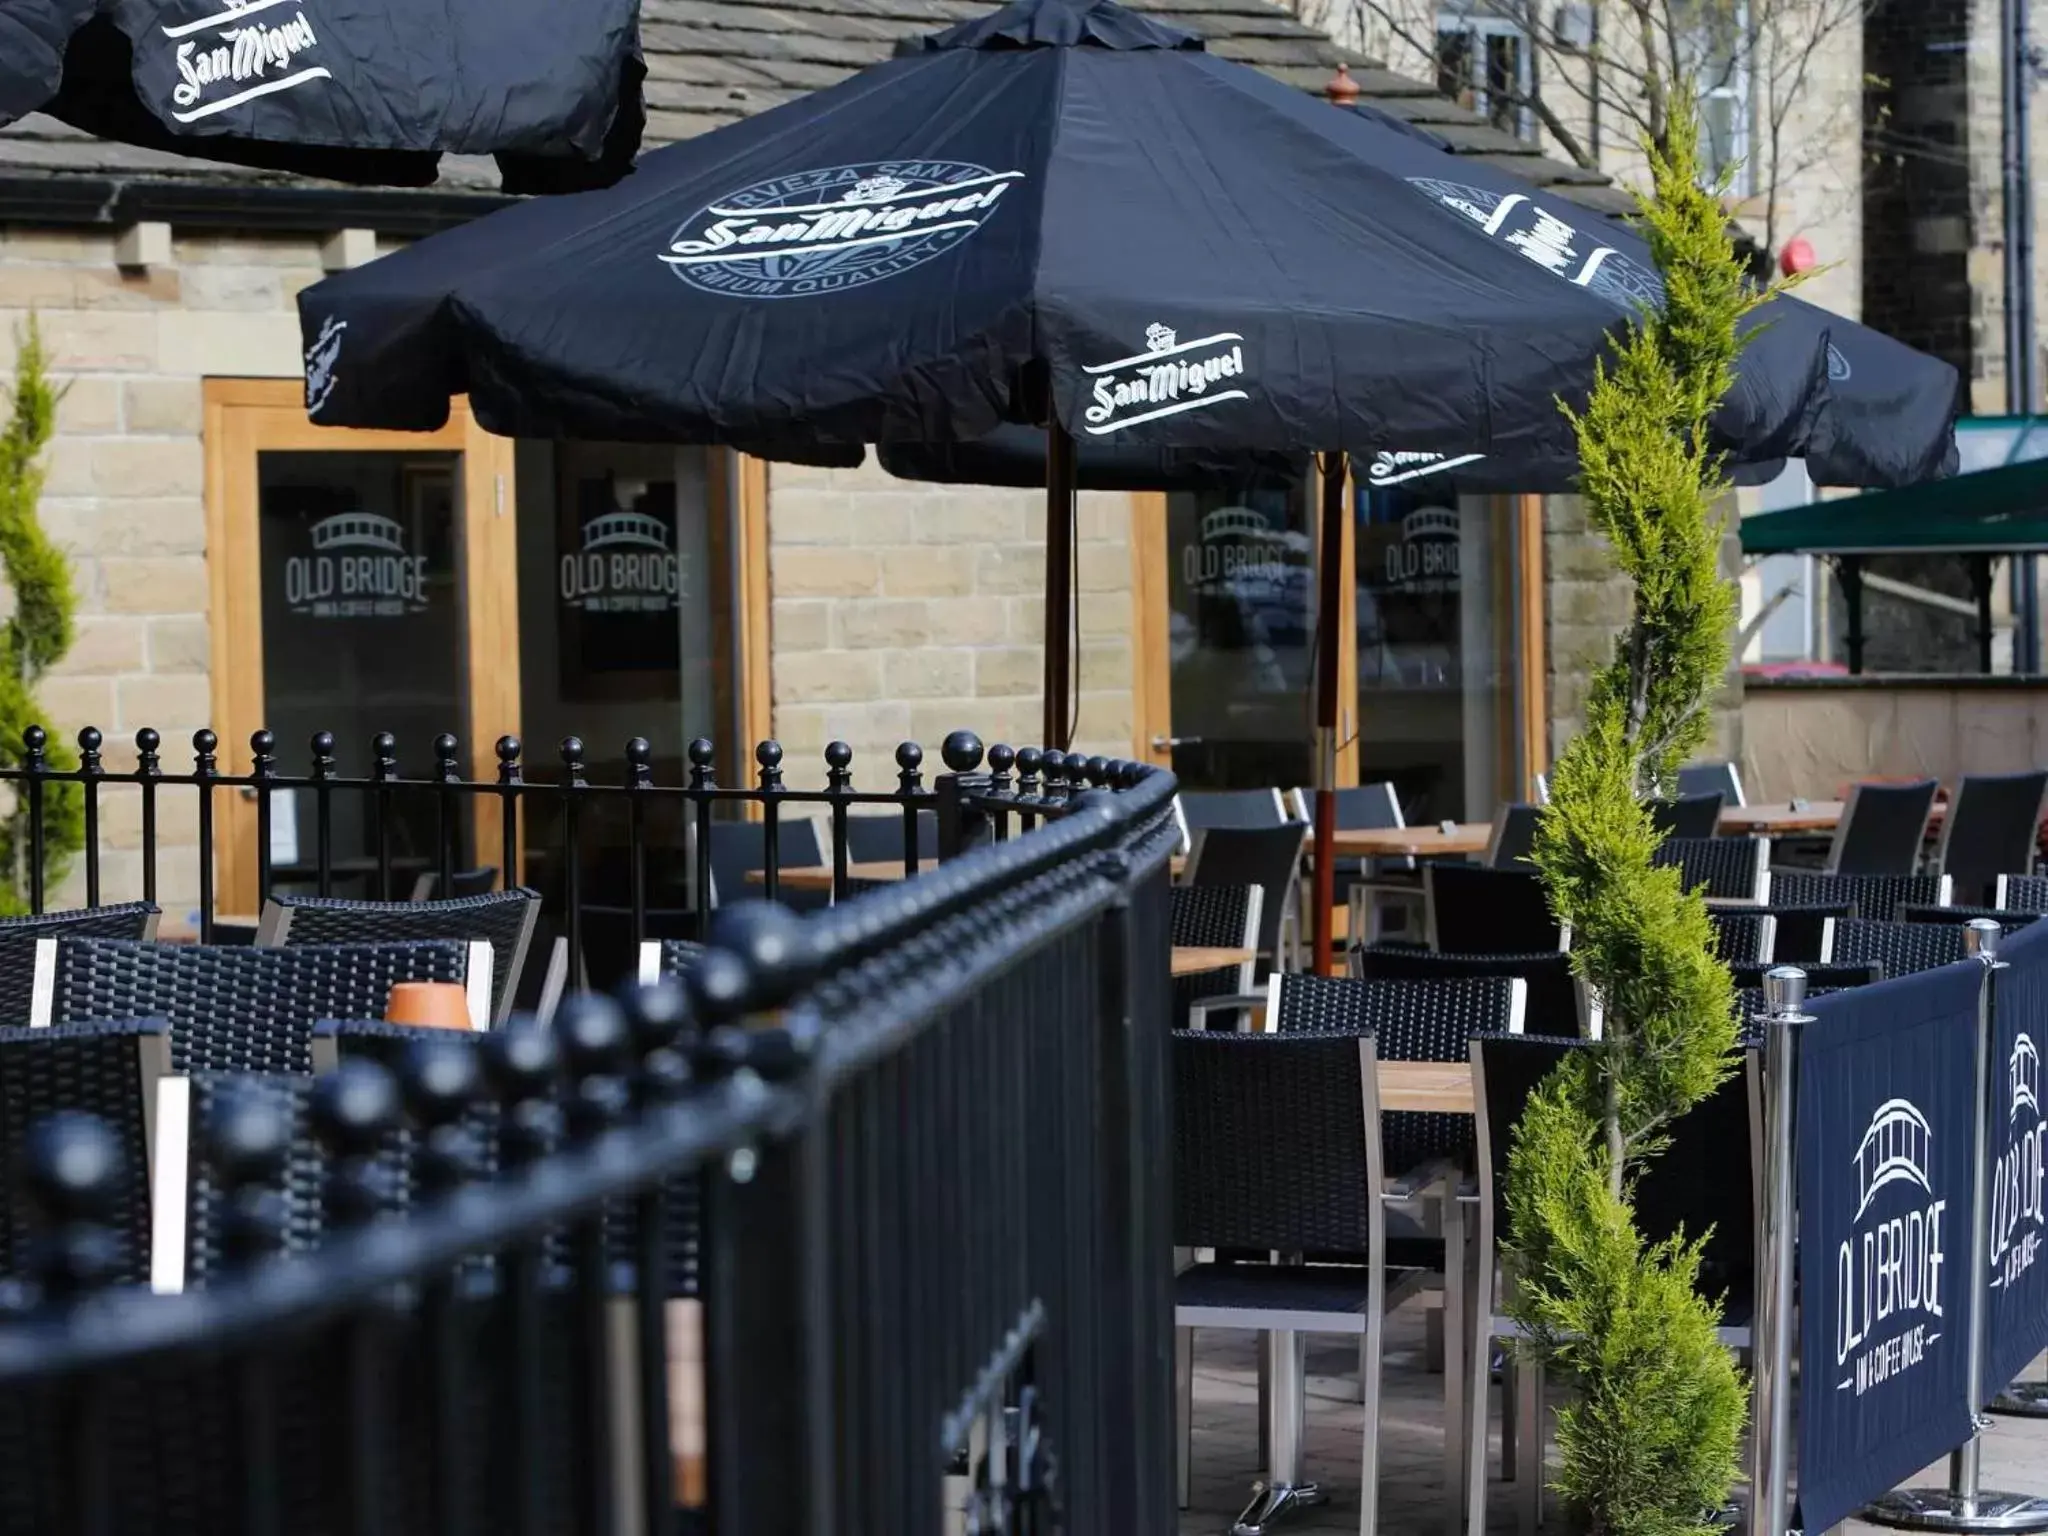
[297, 0, 1959, 981]
[0, 0, 644, 190]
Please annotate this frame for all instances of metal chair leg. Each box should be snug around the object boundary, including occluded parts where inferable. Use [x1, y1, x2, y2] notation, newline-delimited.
[1177, 1325, 1195, 1509]
[1499, 1354, 1517, 1481]
[1359, 1284, 1387, 1536]
[1515, 1356, 1544, 1535]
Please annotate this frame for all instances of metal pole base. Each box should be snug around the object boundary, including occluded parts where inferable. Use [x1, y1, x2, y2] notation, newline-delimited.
[1992, 1383, 2048, 1419]
[1862, 1488, 2048, 1533]
[1232, 1479, 1326, 1535]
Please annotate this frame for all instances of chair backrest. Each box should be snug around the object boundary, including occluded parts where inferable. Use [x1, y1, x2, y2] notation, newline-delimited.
[1936, 771, 2048, 905]
[1312, 782, 1404, 832]
[1473, 1032, 1582, 1234]
[1170, 1029, 1385, 1253]
[1170, 884, 1263, 1019]
[0, 1020, 170, 1284]
[406, 867, 501, 901]
[1744, 902, 1851, 964]
[40, 939, 474, 1074]
[705, 816, 829, 907]
[1349, 943, 1581, 1038]
[1677, 761, 1746, 807]
[1424, 863, 1562, 954]
[0, 904, 160, 1029]
[1652, 835, 1769, 903]
[1707, 909, 1777, 965]
[1180, 788, 1289, 832]
[1767, 871, 1950, 921]
[1649, 792, 1725, 842]
[638, 938, 707, 985]
[1823, 916, 1973, 977]
[258, 888, 538, 1025]
[1827, 779, 1939, 875]
[841, 810, 938, 864]
[1998, 873, 2048, 913]
[1485, 803, 1542, 869]
[1732, 959, 1883, 991]
[1899, 904, 2041, 935]
[1183, 824, 1305, 961]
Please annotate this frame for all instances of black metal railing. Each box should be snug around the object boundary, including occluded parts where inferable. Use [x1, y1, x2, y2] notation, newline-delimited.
[1, 724, 1130, 989]
[0, 738, 1178, 1536]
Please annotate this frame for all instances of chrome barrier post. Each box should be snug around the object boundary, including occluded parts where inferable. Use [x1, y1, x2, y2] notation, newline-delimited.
[1865, 921, 2048, 1533]
[1753, 965, 1811, 1536]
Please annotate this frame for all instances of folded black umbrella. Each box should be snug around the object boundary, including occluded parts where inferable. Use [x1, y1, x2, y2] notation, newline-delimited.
[1, 0, 644, 192]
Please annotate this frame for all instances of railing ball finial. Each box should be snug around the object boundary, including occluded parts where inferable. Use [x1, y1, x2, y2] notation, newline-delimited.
[554, 993, 634, 1142]
[135, 726, 161, 761]
[1041, 748, 1067, 789]
[484, 1020, 563, 1166]
[1965, 916, 2004, 959]
[824, 739, 853, 772]
[76, 725, 101, 760]
[703, 901, 819, 1012]
[21, 1112, 124, 1301]
[495, 735, 522, 767]
[1015, 745, 1042, 788]
[310, 730, 336, 763]
[895, 740, 924, 788]
[1762, 964, 1808, 1017]
[941, 729, 985, 774]
[401, 1037, 483, 1192]
[192, 729, 218, 771]
[756, 739, 785, 792]
[1084, 755, 1111, 787]
[21, 724, 45, 757]
[309, 1059, 401, 1228]
[623, 981, 695, 1105]
[205, 1086, 292, 1266]
[988, 741, 1016, 776]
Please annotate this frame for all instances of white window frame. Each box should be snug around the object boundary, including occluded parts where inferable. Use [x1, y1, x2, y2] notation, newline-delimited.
[1688, 0, 1753, 195]
[1435, 8, 1536, 142]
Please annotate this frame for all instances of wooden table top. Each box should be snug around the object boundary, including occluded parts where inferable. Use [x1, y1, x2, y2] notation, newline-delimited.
[1377, 1060, 1474, 1115]
[1718, 801, 1845, 835]
[751, 859, 935, 891]
[1329, 823, 1493, 858]
[1171, 945, 1256, 978]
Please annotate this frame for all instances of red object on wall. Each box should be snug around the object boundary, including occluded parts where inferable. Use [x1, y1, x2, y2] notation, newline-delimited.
[1779, 237, 1817, 276]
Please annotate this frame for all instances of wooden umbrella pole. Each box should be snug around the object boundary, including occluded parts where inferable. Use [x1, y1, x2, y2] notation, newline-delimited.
[1043, 418, 1077, 750]
[1312, 451, 1346, 976]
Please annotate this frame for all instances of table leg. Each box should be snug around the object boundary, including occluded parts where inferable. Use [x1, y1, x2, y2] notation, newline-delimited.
[1233, 1330, 1325, 1534]
[1445, 1188, 1467, 1536]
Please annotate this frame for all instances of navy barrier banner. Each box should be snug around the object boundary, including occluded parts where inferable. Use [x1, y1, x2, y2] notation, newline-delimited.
[1986, 918, 2048, 1392]
[1798, 962, 1981, 1535]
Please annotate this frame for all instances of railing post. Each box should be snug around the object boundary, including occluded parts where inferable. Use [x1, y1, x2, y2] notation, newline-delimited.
[1753, 964, 1811, 1536]
[1864, 920, 2048, 1532]
[934, 731, 990, 860]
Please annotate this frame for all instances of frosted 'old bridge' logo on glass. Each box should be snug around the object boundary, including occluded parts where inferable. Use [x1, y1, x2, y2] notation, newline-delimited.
[661, 162, 1024, 298]
[1406, 179, 1665, 312]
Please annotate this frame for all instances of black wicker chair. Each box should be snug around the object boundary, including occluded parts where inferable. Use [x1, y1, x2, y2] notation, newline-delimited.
[1742, 902, 1851, 963]
[1424, 864, 1563, 954]
[0, 903, 159, 1028]
[637, 938, 707, 985]
[1732, 959, 1883, 991]
[1767, 871, 1950, 920]
[1649, 792, 1725, 841]
[1653, 836, 1770, 903]
[841, 809, 938, 864]
[1184, 825, 1304, 969]
[1172, 1029, 1430, 1529]
[0, 1019, 171, 1285]
[1826, 916, 1974, 977]
[1677, 761, 1746, 807]
[1349, 943, 1583, 1038]
[1826, 780, 1940, 875]
[1935, 771, 2048, 906]
[1484, 803, 1542, 869]
[1174, 789, 1290, 857]
[1997, 874, 2048, 912]
[257, 888, 540, 1025]
[1171, 885, 1263, 1029]
[39, 939, 475, 1074]
[1708, 909, 1776, 965]
[1900, 904, 2042, 935]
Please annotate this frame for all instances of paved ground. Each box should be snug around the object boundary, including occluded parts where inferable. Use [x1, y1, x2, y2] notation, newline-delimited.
[1178, 1295, 2048, 1536]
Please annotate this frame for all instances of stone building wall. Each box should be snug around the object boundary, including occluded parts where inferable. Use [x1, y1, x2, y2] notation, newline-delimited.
[764, 460, 1137, 783]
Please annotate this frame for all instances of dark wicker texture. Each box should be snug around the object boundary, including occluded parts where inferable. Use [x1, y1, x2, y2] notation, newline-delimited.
[1170, 884, 1260, 1023]
[1172, 1030, 1378, 1254]
[1746, 902, 1852, 963]
[654, 939, 705, 981]
[1900, 904, 2042, 934]
[266, 888, 539, 1023]
[1424, 864, 1560, 953]
[1350, 944, 1580, 1037]
[1999, 874, 2048, 913]
[1268, 974, 1511, 1175]
[51, 939, 469, 1075]
[1829, 917, 1973, 977]
[1708, 910, 1773, 965]
[1183, 824, 1305, 960]
[1769, 872, 1948, 921]
[0, 1020, 165, 1284]
[1652, 836, 1766, 901]
[0, 903, 157, 1028]
[180, 1073, 338, 1288]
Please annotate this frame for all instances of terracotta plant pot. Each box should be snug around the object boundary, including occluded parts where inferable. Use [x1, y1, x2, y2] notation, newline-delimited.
[384, 980, 474, 1031]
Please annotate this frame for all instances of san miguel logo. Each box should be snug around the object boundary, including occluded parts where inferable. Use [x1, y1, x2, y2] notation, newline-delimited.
[162, 0, 330, 124]
[1407, 179, 1665, 312]
[560, 509, 683, 615]
[1082, 323, 1248, 437]
[285, 513, 428, 619]
[303, 315, 344, 415]
[1367, 450, 1484, 487]
[660, 162, 1023, 298]
[1836, 1098, 1949, 1395]
[1991, 1034, 2046, 1290]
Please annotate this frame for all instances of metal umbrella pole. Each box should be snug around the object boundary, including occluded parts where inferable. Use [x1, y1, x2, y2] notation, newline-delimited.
[1310, 452, 1347, 977]
[1865, 921, 2048, 1533]
[1042, 418, 1078, 752]
[1752, 965, 1811, 1536]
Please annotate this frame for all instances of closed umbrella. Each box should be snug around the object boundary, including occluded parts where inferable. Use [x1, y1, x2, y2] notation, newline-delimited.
[0, 0, 644, 191]
[298, 0, 1959, 985]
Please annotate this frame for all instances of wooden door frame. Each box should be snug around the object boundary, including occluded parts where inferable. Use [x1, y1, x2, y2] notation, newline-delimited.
[202, 378, 520, 914]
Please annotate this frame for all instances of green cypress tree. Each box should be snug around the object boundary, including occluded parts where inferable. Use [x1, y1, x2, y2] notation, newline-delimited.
[1503, 94, 1762, 1536]
[0, 316, 83, 911]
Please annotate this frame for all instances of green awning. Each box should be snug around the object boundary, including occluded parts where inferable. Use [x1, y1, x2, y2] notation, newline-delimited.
[1741, 457, 2048, 555]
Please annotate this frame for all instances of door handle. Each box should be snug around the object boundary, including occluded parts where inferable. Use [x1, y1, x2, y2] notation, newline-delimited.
[1150, 735, 1203, 750]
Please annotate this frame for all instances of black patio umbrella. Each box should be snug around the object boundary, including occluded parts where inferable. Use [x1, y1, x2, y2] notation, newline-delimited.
[297, 0, 1958, 982]
[0, 0, 644, 192]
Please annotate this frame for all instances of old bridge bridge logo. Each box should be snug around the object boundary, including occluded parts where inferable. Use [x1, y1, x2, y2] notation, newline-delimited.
[1991, 1033, 2045, 1291]
[1406, 178, 1665, 313]
[560, 509, 683, 615]
[1083, 323, 1248, 437]
[161, 0, 331, 124]
[660, 162, 1023, 298]
[1836, 1097, 1948, 1396]
[286, 513, 429, 619]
